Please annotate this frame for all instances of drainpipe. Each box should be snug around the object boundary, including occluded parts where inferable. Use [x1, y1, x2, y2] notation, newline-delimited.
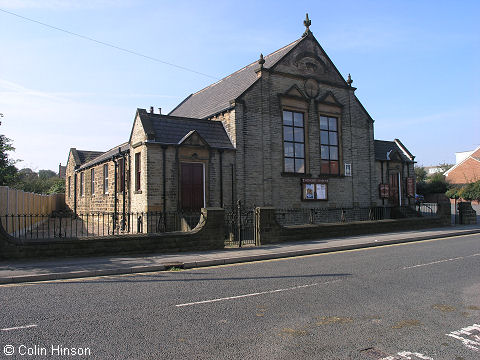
[231, 163, 235, 209]
[162, 145, 167, 230]
[114, 158, 118, 233]
[219, 149, 224, 208]
[74, 171, 77, 215]
[122, 153, 126, 231]
[398, 172, 402, 206]
[381, 161, 384, 206]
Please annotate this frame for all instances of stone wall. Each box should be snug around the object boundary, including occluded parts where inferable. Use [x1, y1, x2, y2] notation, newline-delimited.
[210, 110, 237, 148]
[458, 202, 477, 224]
[0, 208, 225, 259]
[255, 207, 449, 245]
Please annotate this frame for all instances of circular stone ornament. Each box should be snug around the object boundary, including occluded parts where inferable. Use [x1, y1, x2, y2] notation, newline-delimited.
[304, 78, 319, 98]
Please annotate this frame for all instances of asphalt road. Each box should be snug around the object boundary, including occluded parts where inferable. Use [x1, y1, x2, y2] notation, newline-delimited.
[1, 234, 479, 360]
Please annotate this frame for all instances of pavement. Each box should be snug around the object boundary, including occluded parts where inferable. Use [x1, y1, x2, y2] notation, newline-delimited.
[1, 224, 479, 285]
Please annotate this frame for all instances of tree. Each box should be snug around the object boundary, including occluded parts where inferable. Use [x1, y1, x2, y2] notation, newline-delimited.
[461, 181, 480, 202]
[427, 172, 448, 194]
[415, 166, 428, 184]
[0, 121, 18, 186]
[13, 168, 64, 194]
[416, 169, 449, 196]
[47, 178, 65, 194]
[38, 169, 57, 180]
[446, 186, 461, 199]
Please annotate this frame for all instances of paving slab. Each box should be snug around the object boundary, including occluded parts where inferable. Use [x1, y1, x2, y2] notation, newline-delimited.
[0, 224, 478, 284]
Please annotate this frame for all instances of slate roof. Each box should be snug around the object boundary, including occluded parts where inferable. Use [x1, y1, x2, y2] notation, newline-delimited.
[75, 150, 103, 165]
[137, 109, 234, 150]
[78, 142, 129, 170]
[169, 37, 303, 119]
[374, 140, 414, 162]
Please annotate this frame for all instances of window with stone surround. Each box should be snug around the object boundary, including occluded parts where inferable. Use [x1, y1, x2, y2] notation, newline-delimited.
[135, 152, 141, 191]
[320, 116, 339, 175]
[80, 172, 84, 197]
[283, 110, 305, 173]
[91, 168, 95, 196]
[68, 176, 71, 198]
[103, 164, 108, 194]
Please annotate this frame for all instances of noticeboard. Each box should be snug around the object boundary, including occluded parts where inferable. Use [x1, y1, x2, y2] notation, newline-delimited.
[302, 178, 328, 201]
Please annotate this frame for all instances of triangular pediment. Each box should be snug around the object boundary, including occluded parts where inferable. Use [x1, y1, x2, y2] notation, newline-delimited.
[284, 84, 307, 99]
[178, 130, 209, 147]
[387, 150, 402, 161]
[318, 91, 343, 107]
[272, 33, 348, 87]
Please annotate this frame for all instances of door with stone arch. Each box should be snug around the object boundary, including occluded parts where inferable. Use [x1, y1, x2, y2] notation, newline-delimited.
[389, 173, 399, 205]
[180, 162, 205, 211]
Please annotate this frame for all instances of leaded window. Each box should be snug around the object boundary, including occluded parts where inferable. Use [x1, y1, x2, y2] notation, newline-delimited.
[320, 116, 339, 175]
[283, 110, 305, 173]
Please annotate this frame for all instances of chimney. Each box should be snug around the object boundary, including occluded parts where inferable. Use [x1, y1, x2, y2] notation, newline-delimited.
[149, 106, 154, 114]
[158, 107, 162, 115]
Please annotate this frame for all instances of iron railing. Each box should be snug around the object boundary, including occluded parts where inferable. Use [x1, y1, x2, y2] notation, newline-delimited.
[224, 202, 256, 247]
[416, 203, 438, 217]
[275, 205, 430, 226]
[1, 211, 201, 239]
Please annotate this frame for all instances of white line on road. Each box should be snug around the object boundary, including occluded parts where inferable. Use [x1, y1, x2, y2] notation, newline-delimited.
[176, 279, 343, 307]
[1, 324, 38, 331]
[380, 351, 434, 360]
[446, 324, 480, 352]
[402, 253, 480, 270]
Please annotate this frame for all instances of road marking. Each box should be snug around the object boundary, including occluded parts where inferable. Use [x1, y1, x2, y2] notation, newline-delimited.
[446, 324, 480, 351]
[1, 324, 38, 331]
[402, 253, 480, 269]
[175, 279, 342, 307]
[380, 352, 434, 360]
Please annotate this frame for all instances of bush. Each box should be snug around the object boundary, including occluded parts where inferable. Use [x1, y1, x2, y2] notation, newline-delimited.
[416, 172, 448, 195]
[446, 186, 461, 199]
[460, 181, 480, 202]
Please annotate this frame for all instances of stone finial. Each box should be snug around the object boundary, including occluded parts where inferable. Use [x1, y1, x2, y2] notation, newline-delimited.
[347, 73, 353, 86]
[303, 13, 311, 37]
[258, 53, 265, 68]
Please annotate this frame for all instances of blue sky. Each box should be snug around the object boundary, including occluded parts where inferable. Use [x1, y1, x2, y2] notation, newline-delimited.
[0, 0, 478, 171]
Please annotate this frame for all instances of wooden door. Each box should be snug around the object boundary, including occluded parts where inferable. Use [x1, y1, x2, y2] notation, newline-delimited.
[389, 173, 399, 205]
[181, 163, 204, 211]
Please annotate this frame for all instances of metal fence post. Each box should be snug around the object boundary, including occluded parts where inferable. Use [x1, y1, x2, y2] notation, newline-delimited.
[237, 200, 242, 248]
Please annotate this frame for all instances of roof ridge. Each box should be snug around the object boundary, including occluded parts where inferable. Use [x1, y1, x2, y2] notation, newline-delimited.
[77, 149, 104, 154]
[100, 142, 129, 155]
[148, 113, 225, 125]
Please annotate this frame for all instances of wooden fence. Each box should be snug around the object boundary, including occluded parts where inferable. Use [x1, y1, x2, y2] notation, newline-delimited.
[0, 186, 65, 236]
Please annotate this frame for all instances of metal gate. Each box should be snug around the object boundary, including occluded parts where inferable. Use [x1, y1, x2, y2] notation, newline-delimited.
[225, 201, 256, 247]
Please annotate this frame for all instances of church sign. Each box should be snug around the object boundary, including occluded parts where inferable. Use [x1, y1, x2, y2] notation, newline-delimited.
[302, 178, 328, 201]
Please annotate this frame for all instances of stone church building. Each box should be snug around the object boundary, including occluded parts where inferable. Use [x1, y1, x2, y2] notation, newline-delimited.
[65, 15, 416, 216]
